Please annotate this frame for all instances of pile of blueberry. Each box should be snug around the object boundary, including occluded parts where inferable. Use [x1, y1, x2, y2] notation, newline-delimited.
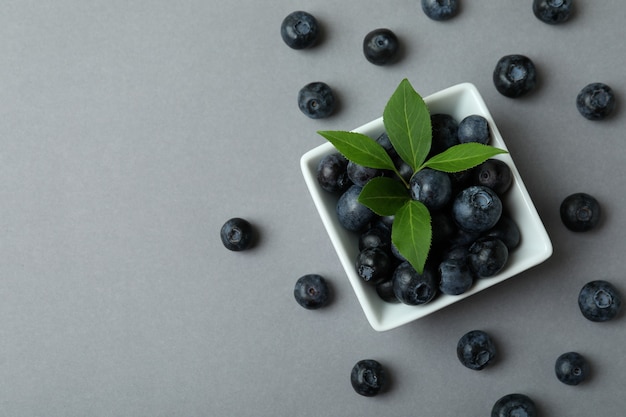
[222, 0, 623, 413]
[317, 114, 519, 305]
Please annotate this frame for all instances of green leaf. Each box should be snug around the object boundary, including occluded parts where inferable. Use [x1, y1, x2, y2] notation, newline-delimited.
[421, 143, 508, 173]
[392, 200, 432, 274]
[317, 130, 397, 171]
[383, 78, 432, 171]
[358, 177, 411, 216]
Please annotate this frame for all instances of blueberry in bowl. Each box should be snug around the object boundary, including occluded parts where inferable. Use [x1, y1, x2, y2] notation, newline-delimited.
[300, 83, 552, 331]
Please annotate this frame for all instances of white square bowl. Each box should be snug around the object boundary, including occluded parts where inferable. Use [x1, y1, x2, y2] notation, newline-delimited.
[300, 82, 553, 332]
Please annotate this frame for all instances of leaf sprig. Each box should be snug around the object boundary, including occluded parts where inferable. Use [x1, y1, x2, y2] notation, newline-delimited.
[318, 79, 507, 274]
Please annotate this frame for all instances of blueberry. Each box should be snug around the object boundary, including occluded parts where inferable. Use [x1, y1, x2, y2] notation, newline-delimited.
[457, 330, 496, 370]
[438, 257, 474, 295]
[421, 0, 459, 21]
[363, 28, 400, 65]
[359, 224, 392, 252]
[377, 132, 413, 182]
[578, 280, 622, 322]
[376, 279, 400, 303]
[317, 153, 351, 193]
[347, 161, 383, 187]
[468, 237, 509, 278]
[430, 113, 459, 156]
[220, 217, 255, 251]
[452, 186, 503, 233]
[560, 192, 601, 232]
[356, 247, 392, 285]
[294, 274, 330, 309]
[298, 82, 336, 119]
[336, 185, 377, 232]
[280, 11, 319, 49]
[576, 83, 616, 121]
[457, 115, 490, 145]
[491, 393, 537, 417]
[410, 168, 453, 211]
[431, 212, 457, 248]
[350, 359, 387, 397]
[533, 0, 573, 25]
[392, 261, 438, 305]
[472, 159, 512, 195]
[555, 352, 589, 386]
[493, 55, 537, 98]
[484, 216, 521, 250]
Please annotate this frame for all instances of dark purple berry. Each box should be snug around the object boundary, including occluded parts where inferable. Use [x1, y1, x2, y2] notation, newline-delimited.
[576, 83, 616, 121]
[280, 11, 319, 49]
[493, 54, 537, 98]
[350, 359, 387, 397]
[560, 192, 601, 232]
[298, 82, 336, 119]
[220, 217, 255, 251]
[363, 28, 400, 65]
[294, 274, 330, 309]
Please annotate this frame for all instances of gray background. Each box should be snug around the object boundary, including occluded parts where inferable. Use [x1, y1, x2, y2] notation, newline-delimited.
[1, 1, 625, 416]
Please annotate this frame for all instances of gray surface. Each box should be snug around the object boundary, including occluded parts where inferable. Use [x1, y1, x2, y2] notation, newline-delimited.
[1, 1, 625, 415]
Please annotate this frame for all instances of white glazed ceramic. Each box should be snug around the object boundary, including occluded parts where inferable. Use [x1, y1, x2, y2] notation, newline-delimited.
[300, 83, 553, 332]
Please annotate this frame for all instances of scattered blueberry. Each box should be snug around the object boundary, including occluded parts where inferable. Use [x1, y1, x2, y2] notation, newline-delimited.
[298, 81, 336, 119]
[472, 159, 513, 195]
[392, 261, 438, 305]
[555, 351, 589, 385]
[356, 247, 392, 285]
[457, 330, 497, 370]
[578, 280, 622, 322]
[493, 54, 537, 98]
[410, 168, 453, 211]
[350, 359, 387, 397]
[317, 152, 351, 193]
[452, 185, 503, 233]
[280, 11, 319, 49]
[421, 0, 460, 21]
[336, 185, 377, 232]
[533, 0, 573, 25]
[576, 82, 616, 121]
[363, 28, 400, 65]
[560, 192, 601, 232]
[220, 217, 255, 251]
[491, 393, 537, 417]
[457, 114, 490, 145]
[468, 236, 509, 278]
[294, 274, 330, 309]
